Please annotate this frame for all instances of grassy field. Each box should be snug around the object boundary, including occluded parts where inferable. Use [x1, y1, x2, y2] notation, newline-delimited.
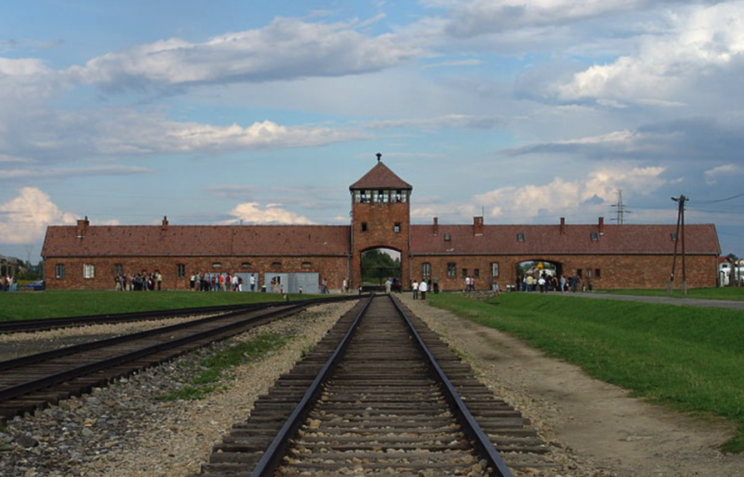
[605, 286, 744, 301]
[428, 291, 744, 453]
[0, 290, 305, 321]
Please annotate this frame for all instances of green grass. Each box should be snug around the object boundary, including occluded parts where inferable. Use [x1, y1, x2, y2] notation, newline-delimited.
[158, 333, 289, 401]
[0, 290, 313, 322]
[428, 292, 744, 453]
[604, 286, 744, 301]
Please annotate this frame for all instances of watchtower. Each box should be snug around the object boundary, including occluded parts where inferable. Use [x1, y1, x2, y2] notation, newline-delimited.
[349, 154, 412, 289]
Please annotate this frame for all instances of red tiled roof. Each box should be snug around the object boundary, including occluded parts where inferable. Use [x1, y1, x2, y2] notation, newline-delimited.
[349, 161, 412, 190]
[42, 225, 351, 258]
[410, 223, 721, 255]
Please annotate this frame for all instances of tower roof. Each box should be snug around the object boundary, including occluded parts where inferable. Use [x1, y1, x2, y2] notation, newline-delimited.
[349, 160, 412, 190]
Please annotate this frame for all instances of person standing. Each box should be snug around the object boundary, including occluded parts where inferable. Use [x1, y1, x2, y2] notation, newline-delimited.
[412, 279, 419, 300]
[418, 279, 428, 300]
[250, 274, 256, 292]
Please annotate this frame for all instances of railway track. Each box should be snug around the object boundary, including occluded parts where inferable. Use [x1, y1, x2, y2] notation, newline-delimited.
[0, 300, 332, 424]
[192, 295, 555, 477]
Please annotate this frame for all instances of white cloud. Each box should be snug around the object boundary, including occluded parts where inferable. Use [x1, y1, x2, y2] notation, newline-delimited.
[557, 2, 744, 104]
[444, 0, 650, 38]
[224, 202, 313, 225]
[0, 188, 77, 244]
[66, 17, 421, 92]
[704, 163, 743, 185]
[0, 57, 50, 76]
[7, 108, 367, 159]
[471, 165, 667, 219]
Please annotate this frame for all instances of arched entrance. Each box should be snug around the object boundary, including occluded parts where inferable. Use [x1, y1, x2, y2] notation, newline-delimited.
[516, 260, 564, 291]
[360, 247, 401, 292]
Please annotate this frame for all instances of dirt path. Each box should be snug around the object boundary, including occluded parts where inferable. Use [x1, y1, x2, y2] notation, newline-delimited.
[400, 295, 744, 477]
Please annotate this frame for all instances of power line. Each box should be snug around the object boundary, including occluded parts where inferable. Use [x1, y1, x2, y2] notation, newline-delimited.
[696, 192, 744, 204]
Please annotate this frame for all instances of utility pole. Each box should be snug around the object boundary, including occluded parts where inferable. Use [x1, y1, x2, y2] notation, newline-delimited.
[668, 195, 688, 295]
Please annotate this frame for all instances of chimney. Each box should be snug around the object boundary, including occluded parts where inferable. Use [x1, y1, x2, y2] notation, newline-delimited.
[433, 217, 439, 235]
[76, 216, 89, 239]
[598, 216, 605, 235]
[559, 217, 566, 235]
[162, 215, 169, 230]
[473, 216, 484, 236]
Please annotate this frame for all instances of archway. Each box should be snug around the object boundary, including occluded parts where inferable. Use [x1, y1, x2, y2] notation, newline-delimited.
[516, 260, 564, 291]
[360, 247, 401, 292]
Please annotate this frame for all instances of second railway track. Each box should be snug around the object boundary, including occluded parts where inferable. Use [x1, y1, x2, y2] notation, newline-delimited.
[0, 300, 327, 425]
[193, 295, 556, 477]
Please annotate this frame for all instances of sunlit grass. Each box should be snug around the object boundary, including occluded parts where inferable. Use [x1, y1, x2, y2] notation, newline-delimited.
[0, 290, 311, 321]
[429, 292, 744, 452]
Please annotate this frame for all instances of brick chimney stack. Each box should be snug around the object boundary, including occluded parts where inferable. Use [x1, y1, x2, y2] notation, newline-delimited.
[474, 216, 484, 236]
[433, 217, 439, 235]
[162, 216, 169, 230]
[76, 216, 89, 238]
[560, 217, 566, 235]
[598, 216, 605, 235]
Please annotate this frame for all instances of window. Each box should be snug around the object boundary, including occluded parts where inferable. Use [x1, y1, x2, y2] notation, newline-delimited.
[83, 263, 95, 279]
[177, 264, 186, 278]
[271, 262, 282, 268]
[444, 233, 451, 241]
[361, 222, 368, 232]
[114, 264, 124, 275]
[586, 269, 593, 278]
[393, 222, 401, 233]
[491, 262, 500, 278]
[462, 268, 468, 278]
[576, 268, 583, 277]
[55, 264, 65, 279]
[212, 262, 222, 269]
[241, 262, 252, 269]
[516, 233, 525, 242]
[595, 268, 601, 279]
[590, 232, 599, 241]
[474, 268, 480, 278]
[447, 262, 456, 277]
[422, 262, 431, 278]
[302, 262, 312, 269]
[670, 233, 678, 241]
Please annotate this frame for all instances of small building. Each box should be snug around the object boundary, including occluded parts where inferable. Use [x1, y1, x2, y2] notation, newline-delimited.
[41, 158, 721, 291]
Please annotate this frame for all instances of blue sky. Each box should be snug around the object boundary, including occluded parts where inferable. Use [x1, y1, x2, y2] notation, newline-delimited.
[2, 0, 744, 263]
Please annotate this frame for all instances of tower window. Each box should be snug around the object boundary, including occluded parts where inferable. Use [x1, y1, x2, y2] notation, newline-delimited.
[394, 222, 401, 233]
[361, 222, 368, 232]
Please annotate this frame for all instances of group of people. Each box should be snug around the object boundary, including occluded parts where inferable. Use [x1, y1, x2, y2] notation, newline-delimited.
[189, 272, 256, 292]
[411, 279, 431, 300]
[114, 271, 163, 291]
[517, 273, 582, 293]
[0, 275, 16, 292]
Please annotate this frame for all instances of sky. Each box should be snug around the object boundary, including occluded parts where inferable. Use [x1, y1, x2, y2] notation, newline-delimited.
[1, 0, 744, 264]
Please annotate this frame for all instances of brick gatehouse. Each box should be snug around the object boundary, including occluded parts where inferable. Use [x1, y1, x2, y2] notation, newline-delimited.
[41, 158, 721, 292]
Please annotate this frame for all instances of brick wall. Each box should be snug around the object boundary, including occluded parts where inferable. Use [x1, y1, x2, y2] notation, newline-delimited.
[44, 255, 351, 291]
[410, 254, 719, 291]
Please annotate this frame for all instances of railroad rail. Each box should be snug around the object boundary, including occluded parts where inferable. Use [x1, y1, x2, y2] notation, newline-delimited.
[192, 294, 555, 477]
[0, 295, 358, 334]
[0, 298, 348, 424]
